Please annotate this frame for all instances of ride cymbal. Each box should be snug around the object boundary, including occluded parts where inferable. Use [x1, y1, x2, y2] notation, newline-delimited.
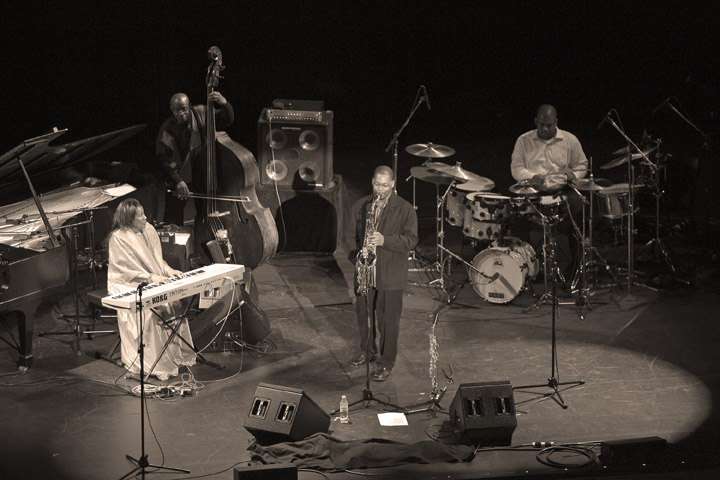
[405, 142, 456, 158]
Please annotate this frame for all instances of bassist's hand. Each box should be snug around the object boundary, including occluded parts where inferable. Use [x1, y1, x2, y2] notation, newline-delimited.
[176, 181, 190, 200]
[209, 91, 227, 107]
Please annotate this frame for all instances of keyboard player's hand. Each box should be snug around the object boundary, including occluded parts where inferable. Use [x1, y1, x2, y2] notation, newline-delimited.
[168, 269, 185, 279]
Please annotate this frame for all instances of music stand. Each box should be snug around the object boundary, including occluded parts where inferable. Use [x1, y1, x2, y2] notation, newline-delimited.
[119, 284, 189, 479]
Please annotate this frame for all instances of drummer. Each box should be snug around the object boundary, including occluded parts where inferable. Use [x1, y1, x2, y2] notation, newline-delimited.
[510, 104, 589, 285]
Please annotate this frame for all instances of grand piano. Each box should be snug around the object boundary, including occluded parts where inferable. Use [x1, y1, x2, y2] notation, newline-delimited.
[0, 125, 146, 369]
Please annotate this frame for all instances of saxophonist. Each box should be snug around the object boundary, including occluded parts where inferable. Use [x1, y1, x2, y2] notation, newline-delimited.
[347, 166, 418, 381]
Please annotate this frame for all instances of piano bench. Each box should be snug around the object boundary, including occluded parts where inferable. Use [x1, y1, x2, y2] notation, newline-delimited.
[87, 287, 122, 366]
[86, 288, 117, 321]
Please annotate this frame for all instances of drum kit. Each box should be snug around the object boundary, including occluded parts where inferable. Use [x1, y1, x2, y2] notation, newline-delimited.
[405, 136, 679, 309]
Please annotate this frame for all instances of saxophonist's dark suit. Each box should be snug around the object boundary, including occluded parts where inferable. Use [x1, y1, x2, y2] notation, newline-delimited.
[347, 193, 418, 372]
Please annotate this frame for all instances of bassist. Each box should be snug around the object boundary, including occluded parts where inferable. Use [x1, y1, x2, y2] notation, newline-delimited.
[155, 91, 234, 226]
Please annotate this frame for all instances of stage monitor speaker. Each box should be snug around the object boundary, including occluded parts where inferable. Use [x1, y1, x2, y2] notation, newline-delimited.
[244, 383, 330, 445]
[233, 463, 297, 480]
[448, 381, 517, 446]
[258, 108, 333, 190]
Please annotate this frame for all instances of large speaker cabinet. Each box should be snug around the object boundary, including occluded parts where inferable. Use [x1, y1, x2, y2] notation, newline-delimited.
[257, 108, 333, 190]
[244, 383, 330, 445]
[448, 381, 517, 446]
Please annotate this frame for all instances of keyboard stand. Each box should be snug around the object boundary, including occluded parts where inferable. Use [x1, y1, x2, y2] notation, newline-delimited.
[144, 304, 224, 381]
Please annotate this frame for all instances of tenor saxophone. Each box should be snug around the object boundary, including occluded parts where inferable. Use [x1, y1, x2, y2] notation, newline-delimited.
[355, 195, 379, 297]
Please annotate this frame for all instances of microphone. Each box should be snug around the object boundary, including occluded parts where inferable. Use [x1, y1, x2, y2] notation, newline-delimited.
[137, 282, 149, 291]
[652, 97, 671, 115]
[596, 110, 612, 130]
[421, 85, 431, 110]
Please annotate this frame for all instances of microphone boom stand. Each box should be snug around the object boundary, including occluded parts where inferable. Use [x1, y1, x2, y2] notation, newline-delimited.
[120, 284, 189, 479]
[513, 211, 585, 408]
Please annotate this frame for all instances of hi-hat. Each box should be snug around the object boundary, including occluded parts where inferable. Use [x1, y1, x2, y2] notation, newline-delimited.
[405, 142, 456, 158]
[509, 180, 539, 195]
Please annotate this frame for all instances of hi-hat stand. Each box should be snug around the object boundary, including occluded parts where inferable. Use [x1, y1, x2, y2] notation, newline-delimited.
[39, 220, 115, 353]
[412, 180, 457, 294]
[513, 230, 585, 409]
[119, 285, 189, 480]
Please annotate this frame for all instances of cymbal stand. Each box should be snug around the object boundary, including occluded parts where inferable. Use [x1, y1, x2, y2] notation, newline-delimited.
[639, 148, 686, 283]
[416, 181, 455, 294]
[603, 114, 656, 291]
[39, 220, 115, 354]
[513, 219, 585, 409]
[406, 164, 432, 271]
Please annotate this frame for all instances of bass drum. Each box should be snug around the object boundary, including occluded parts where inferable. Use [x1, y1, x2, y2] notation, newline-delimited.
[470, 238, 538, 303]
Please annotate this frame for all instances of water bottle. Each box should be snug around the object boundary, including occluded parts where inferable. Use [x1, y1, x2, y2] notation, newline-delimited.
[339, 395, 349, 424]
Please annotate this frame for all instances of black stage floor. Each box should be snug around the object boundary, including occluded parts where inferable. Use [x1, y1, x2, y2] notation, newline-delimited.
[2, 148, 720, 480]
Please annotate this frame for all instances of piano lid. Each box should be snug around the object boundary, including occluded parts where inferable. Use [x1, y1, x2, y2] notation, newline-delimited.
[0, 124, 146, 188]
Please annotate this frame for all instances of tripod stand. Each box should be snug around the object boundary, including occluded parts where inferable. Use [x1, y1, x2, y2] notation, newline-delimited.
[39, 221, 115, 353]
[513, 221, 585, 409]
[335, 290, 403, 414]
[120, 284, 189, 480]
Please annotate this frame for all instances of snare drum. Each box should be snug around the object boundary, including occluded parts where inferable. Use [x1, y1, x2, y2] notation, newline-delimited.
[510, 196, 538, 217]
[470, 238, 538, 303]
[445, 185, 465, 227]
[597, 183, 637, 219]
[530, 194, 565, 224]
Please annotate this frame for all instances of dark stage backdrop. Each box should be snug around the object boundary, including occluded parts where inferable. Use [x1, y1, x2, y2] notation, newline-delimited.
[2, 1, 719, 222]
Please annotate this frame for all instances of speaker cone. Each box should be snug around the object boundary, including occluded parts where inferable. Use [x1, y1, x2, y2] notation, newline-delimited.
[267, 129, 288, 149]
[266, 160, 288, 181]
[299, 130, 320, 151]
[298, 161, 320, 183]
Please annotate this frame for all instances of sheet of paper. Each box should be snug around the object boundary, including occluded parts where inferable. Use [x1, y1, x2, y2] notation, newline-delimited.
[377, 412, 408, 426]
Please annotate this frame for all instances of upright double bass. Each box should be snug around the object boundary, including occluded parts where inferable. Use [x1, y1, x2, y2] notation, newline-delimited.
[193, 46, 278, 269]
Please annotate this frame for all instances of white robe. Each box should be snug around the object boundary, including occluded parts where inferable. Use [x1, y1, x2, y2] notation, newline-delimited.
[107, 223, 196, 380]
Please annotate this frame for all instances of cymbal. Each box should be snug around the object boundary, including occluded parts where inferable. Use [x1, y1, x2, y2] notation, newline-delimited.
[409, 165, 460, 185]
[509, 181, 539, 195]
[612, 144, 658, 156]
[455, 176, 495, 192]
[575, 177, 612, 191]
[602, 146, 657, 170]
[405, 142, 456, 158]
[432, 163, 473, 181]
[433, 163, 495, 191]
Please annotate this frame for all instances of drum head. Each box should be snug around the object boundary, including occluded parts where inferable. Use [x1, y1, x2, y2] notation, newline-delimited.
[470, 248, 524, 303]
